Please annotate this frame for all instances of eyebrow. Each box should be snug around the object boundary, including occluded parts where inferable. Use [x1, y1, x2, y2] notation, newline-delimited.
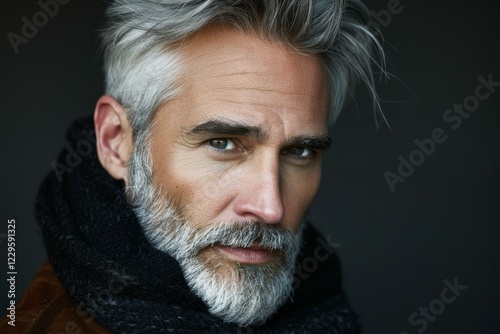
[184, 119, 266, 139]
[183, 119, 331, 151]
[286, 135, 331, 151]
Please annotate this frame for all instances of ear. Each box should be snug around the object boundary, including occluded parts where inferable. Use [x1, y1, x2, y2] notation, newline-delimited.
[94, 95, 134, 183]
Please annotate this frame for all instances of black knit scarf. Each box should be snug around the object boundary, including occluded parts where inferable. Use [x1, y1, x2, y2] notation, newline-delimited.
[36, 117, 361, 333]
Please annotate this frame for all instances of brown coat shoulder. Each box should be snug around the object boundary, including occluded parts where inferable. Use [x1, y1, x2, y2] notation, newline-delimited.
[0, 261, 111, 334]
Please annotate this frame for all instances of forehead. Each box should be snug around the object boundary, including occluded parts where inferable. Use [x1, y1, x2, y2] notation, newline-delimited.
[163, 25, 330, 136]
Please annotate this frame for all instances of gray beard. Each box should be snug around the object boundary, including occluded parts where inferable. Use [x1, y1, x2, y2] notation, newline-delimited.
[125, 141, 304, 326]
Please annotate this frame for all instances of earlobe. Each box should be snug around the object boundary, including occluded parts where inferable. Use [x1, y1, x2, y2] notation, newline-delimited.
[94, 95, 134, 183]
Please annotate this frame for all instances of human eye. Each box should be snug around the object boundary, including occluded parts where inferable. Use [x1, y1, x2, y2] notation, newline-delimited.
[282, 147, 318, 162]
[207, 138, 237, 152]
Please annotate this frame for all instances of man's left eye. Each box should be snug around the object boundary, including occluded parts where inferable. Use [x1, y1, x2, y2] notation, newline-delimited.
[285, 147, 314, 158]
[208, 138, 236, 150]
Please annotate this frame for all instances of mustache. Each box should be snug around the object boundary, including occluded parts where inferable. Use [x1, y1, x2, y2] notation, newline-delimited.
[182, 221, 300, 258]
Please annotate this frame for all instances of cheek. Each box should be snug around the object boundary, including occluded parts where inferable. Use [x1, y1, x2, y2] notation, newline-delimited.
[185, 164, 239, 221]
[151, 146, 239, 224]
[283, 166, 322, 228]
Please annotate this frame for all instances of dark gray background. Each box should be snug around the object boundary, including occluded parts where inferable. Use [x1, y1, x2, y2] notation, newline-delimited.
[1, 0, 499, 333]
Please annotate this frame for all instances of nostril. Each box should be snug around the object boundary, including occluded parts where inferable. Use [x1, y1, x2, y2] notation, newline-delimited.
[233, 196, 284, 225]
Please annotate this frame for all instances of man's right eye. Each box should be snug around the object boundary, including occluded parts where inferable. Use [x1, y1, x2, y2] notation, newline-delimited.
[207, 138, 236, 151]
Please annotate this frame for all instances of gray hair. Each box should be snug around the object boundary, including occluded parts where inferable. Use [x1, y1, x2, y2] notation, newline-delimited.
[101, 0, 385, 137]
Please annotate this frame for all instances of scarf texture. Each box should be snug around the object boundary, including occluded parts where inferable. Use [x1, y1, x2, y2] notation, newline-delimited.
[36, 117, 361, 333]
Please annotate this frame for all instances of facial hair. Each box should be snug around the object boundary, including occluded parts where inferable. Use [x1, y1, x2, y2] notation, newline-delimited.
[125, 136, 304, 326]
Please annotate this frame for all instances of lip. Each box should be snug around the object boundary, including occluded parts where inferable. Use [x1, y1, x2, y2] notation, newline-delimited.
[216, 243, 275, 264]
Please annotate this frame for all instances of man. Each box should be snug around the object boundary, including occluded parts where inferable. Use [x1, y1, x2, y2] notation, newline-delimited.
[2, 0, 384, 332]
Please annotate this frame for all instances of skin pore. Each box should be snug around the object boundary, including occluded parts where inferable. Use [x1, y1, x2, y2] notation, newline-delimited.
[148, 26, 331, 266]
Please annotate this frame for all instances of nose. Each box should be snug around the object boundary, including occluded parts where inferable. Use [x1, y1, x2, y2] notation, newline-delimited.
[233, 154, 285, 224]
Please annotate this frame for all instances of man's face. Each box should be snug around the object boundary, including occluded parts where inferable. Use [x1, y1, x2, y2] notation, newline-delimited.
[150, 25, 330, 261]
[128, 25, 330, 325]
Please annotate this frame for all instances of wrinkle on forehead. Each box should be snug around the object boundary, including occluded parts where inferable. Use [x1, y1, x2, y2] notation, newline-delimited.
[167, 24, 329, 142]
[213, 87, 318, 98]
[179, 25, 327, 88]
[216, 98, 317, 114]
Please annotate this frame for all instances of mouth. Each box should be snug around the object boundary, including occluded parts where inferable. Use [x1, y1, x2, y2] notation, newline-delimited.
[215, 243, 277, 264]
